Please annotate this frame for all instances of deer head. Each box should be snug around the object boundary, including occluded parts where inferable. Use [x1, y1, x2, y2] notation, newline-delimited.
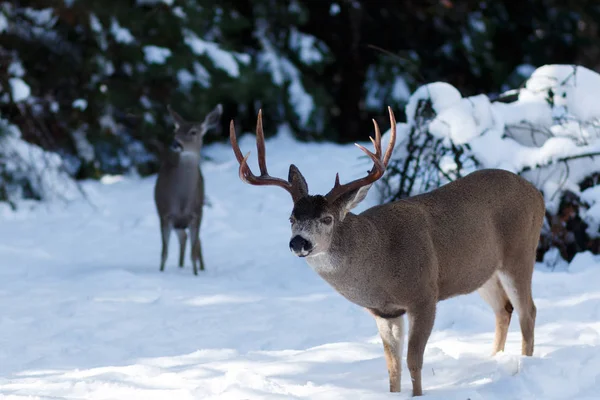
[230, 107, 396, 258]
[168, 104, 223, 156]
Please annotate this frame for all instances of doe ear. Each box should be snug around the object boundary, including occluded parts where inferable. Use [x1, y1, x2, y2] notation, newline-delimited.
[288, 164, 309, 201]
[336, 184, 372, 217]
[201, 104, 223, 135]
[167, 104, 186, 129]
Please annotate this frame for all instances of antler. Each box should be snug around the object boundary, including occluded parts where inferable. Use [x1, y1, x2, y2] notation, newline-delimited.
[325, 106, 397, 203]
[230, 110, 298, 200]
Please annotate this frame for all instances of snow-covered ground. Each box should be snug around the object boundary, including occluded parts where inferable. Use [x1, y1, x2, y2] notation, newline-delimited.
[2, 130, 600, 399]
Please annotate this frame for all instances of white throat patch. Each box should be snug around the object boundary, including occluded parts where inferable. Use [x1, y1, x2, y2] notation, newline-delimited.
[180, 150, 199, 159]
[305, 252, 338, 274]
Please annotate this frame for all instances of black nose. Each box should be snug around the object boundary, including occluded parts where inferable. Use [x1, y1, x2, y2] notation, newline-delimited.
[289, 235, 312, 253]
[170, 140, 183, 152]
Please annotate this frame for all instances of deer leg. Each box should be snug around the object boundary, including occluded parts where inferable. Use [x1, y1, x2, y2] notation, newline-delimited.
[176, 229, 187, 268]
[407, 302, 436, 397]
[375, 315, 405, 392]
[197, 241, 205, 272]
[159, 219, 172, 272]
[498, 270, 536, 356]
[478, 273, 513, 355]
[189, 220, 202, 275]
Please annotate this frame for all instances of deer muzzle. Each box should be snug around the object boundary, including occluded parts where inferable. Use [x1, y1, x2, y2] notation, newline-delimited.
[170, 139, 183, 152]
[289, 235, 313, 257]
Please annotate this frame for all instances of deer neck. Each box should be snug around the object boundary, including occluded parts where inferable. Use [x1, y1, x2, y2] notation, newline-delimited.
[304, 213, 390, 309]
[164, 150, 200, 169]
[179, 149, 201, 163]
[160, 151, 202, 193]
[305, 213, 376, 276]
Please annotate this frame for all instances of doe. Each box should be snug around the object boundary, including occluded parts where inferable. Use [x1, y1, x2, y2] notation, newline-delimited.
[154, 104, 222, 275]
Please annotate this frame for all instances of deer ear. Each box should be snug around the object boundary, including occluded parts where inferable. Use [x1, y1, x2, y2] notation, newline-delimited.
[288, 164, 308, 201]
[337, 184, 372, 213]
[201, 104, 223, 135]
[168, 105, 185, 129]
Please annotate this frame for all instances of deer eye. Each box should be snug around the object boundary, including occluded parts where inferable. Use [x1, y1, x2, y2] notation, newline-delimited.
[289, 216, 295, 224]
[189, 129, 198, 136]
[321, 216, 333, 225]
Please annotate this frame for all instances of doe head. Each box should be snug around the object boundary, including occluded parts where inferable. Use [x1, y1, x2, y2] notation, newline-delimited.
[167, 104, 223, 156]
[230, 107, 396, 258]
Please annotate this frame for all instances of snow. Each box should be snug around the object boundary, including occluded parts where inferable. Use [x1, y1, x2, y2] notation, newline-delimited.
[287, 72, 315, 126]
[468, 13, 486, 33]
[391, 77, 411, 102]
[89, 14, 108, 51]
[89, 14, 103, 34]
[288, 28, 323, 65]
[9, 78, 31, 102]
[177, 63, 211, 90]
[429, 94, 494, 145]
[0, 120, 81, 204]
[405, 82, 462, 126]
[0, 13, 7, 33]
[329, 3, 341, 15]
[173, 7, 186, 19]
[71, 128, 95, 162]
[398, 64, 600, 217]
[256, 25, 314, 126]
[519, 66, 600, 124]
[110, 18, 135, 45]
[516, 64, 536, 79]
[2, 129, 600, 399]
[177, 69, 196, 89]
[184, 31, 245, 78]
[23, 7, 56, 27]
[72, 98, 88, 111]
[581, 185, 600, 237]
[8, 61, 24, 78]
[143, 45, 172, 65]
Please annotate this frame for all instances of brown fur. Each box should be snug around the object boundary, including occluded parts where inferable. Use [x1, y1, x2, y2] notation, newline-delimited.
[231, 108, 545, 396]
[300, 169, 544, 395]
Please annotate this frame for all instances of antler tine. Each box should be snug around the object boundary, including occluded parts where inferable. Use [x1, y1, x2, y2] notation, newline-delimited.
[383, 106, 397, 167]
[371, 118, 382, 159]
[238, 152, 253, 182]
[325, 107, 397, 204]
[230, 119, 254, 183]
[354, 143, 385, 171]
[230, 120, 245, 163]
[230, 111, 297, 198]
[256, 109, 268, 176]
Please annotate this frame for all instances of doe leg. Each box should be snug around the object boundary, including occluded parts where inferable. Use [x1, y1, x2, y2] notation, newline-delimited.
[189, 220, 203, 275]
[176, 229, 187, 268]
[375, 315, 405, 392]
[407, 302, 436, 397]
[159, 219, 172, 272]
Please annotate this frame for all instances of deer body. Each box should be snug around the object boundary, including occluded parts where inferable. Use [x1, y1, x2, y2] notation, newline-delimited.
[305, 169, 544, 316]
[154, 104, 222, 275]
[155, 151, 204, 230]
[230, 107, 544, 396]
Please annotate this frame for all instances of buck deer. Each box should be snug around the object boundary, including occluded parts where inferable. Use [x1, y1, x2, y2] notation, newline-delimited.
[230, 107, 545, 396]
[154, 104, 222, 275]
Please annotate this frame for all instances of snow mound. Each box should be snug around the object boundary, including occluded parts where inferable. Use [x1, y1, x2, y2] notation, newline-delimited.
[398, 64, 600, 217]
[0, 119, 81, 205]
